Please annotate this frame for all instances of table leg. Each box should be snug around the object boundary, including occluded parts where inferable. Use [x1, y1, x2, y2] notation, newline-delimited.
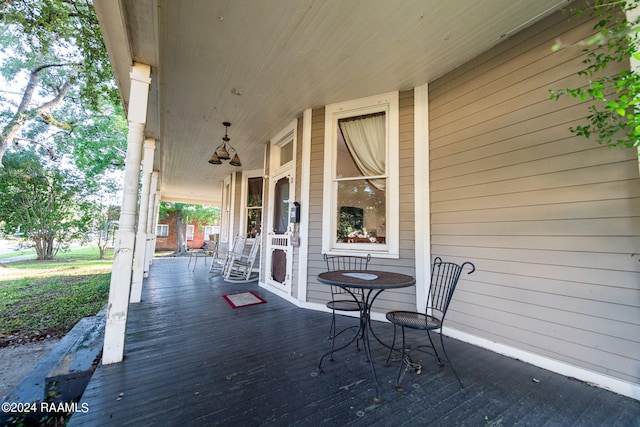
[361, 288, 386, 404]
[316, 287, 386, 404]
[317, 317, 362, 371]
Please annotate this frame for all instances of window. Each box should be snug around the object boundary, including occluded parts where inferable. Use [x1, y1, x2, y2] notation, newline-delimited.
[157, 224, 169, 237]
[323, 92, 399, 257]
[273, 176, 290, 234]
[270, 124, 296, 173]
[245, 176, 263, 238]
[279, 141, 293, 166]
[186, 224, 194, 241]
[204, 226, 219, 240]
[221, 175, 232, 243]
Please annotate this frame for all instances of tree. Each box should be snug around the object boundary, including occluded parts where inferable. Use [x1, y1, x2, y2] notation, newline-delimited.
[159, 202, 221, 254]
[550, 0, 640, 150]
[84, 189, 120, 259]
[53, 100, 128, 191]
[0, 1, 127, 260]
[0, 0, 119, 167]
[0, 149, 91, 259]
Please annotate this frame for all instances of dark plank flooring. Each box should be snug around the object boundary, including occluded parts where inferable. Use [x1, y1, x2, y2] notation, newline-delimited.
[69, 257, 640, 426]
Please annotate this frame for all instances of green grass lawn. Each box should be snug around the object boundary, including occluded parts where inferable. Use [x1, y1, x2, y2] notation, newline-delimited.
[0, 250, 34, 259]
[0, 247, 113, 345]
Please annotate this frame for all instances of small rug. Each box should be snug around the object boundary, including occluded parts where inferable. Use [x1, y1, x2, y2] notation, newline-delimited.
[222, 291, 266, 308]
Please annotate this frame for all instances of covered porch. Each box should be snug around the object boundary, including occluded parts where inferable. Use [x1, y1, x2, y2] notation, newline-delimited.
[69, 257, 639, 425]
[93, 0, 640, 410]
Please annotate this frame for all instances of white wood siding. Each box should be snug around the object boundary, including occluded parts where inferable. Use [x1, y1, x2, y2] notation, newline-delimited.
[428, 6, 640, 385]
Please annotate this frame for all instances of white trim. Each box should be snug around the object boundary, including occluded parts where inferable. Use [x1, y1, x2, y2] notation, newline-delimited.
[298, 110, 312, 302]
[203, 225, 215, 238]
[221, 174, 232, 244]
[270, 119, 298, 177]
[444, 327, 640, 401]
[156, 224, 169, 237]
[322, 91, 399, 258]
[240, 169, 264, 239]
[414, 84, 430, 312]
[186, 224, 195, 241]
[229, 172, 237, 242]
[264, 119, 298, 296]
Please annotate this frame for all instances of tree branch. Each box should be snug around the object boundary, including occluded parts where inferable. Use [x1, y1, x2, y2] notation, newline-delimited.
[0, 62, 78, 166]
[12, 137, 57, 160]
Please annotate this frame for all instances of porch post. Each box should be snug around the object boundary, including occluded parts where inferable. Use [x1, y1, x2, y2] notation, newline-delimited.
[103, 63, 151, 365]
[130, 139, 156, 303]
[148, 190, 161, 267]
[144, 171, 159, 275]
[414, 83, 430, 312]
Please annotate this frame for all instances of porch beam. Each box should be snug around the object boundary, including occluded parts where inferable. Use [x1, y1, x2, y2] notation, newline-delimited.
[103, 63, 151, 365]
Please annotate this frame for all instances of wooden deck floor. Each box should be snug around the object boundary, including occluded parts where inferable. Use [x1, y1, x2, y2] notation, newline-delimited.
[69, 257, 639, 426]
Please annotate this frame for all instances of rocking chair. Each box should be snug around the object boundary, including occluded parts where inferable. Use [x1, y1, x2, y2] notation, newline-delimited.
[210, 234, 247, 276]
[224, 233, 261, 283]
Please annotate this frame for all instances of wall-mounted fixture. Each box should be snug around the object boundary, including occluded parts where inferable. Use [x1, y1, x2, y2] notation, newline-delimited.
[209, 121, 242, 166]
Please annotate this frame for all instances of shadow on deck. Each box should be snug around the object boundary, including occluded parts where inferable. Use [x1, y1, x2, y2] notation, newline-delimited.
[69, 257, 639, 426]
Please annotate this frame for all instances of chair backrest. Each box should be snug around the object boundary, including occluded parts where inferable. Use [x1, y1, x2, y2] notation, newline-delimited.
[324, 254, 371, 271]
[206, 239, 218, 252]
[230, 234, 247, 257]
[427, 257, 475, 320]
[246, 233, 261, 263]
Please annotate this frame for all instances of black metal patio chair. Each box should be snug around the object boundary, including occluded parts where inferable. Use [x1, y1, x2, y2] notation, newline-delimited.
[385, 256, 475, 389]
[324, 253, 371, 358]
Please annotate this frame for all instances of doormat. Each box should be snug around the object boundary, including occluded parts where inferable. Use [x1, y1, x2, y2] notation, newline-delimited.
[222, 291, 266, 308]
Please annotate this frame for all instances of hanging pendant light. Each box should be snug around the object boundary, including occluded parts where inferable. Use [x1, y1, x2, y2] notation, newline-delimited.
[210, 121, 241, 166]
[208, 152, 222, 164]
[229, 153, 242, 167]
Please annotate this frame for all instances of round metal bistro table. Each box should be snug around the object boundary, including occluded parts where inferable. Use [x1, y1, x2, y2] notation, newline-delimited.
[316, 270, 415, 404]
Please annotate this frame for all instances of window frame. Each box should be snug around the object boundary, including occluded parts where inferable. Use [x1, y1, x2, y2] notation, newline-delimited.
[186, 224, 194, 241]
[220, 174, 232, 243]
[322, 91, 399, 258]
[157, 224, 169, 237]
[204, 226, 218, 240]
[240, 169, 264, 239]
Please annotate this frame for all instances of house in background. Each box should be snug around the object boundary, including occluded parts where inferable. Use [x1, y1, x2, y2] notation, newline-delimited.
[154, 214, 218, 252]
[94, 0, 639, 401]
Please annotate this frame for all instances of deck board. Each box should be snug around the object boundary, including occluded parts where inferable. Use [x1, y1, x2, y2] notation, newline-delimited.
[69, 257, 639, 426]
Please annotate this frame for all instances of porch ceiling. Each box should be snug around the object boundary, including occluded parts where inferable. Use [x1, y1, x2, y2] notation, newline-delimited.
[94, 0, 568, 205]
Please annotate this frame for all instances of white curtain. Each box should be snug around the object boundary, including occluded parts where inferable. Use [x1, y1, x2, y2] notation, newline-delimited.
[338, 113, 386, 191]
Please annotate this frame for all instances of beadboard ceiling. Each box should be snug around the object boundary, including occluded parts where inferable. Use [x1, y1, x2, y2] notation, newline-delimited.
[94, 0, 569, 205]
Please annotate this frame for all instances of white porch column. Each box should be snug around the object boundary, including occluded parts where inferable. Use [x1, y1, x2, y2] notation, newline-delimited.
[103, 63, 151, 365]
[148, 190, 161, 267]
[144, 172, 159, 275]
[414, 83, 430, 312]
[130, 139, 156, 303]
